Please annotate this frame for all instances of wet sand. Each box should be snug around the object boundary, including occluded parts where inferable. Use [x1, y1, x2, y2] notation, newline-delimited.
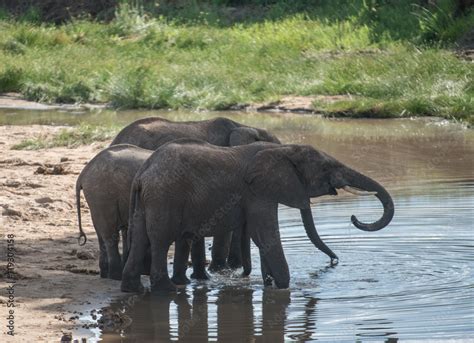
[0, 113, 472, 341]
[0, 125, 121, 341]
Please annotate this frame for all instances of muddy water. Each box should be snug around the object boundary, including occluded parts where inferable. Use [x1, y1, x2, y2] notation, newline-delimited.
[1, 109, 473, 341]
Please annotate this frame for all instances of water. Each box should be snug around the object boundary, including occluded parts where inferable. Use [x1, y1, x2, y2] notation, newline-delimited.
[1, 108, 472, 341]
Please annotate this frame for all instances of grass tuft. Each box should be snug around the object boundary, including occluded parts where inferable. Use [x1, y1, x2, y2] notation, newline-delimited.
[0, 66, 24, 92]
[11, 124, 119, 150]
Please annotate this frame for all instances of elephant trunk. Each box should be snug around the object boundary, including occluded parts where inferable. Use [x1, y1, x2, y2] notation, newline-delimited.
[300, 208, 338, 262]
[341, 169, 394, 232]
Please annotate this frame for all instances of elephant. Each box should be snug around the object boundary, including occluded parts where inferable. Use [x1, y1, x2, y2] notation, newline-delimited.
[76, 144, 152, 280]
[76, 144, 211, 283]
[110, 116, 341, 274]
[76, 115, 282, 281]
[121, 139, 394, 293]
[110, 116, 285, 273]
[110, 116, 280, 150]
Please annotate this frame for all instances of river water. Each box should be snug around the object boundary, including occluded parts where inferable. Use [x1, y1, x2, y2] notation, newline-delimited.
[2, 109, 472, 341]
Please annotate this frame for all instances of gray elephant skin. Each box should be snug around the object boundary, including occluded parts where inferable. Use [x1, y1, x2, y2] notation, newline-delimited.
[75, 116, 280, 281]
[110, 116, 341, 273]
[110, 116, 280, 149]
[76, 144, 216, 283]
[76, 144, 151, 280]
[111, 116, 284, 272]
[121, 139, 394, 293]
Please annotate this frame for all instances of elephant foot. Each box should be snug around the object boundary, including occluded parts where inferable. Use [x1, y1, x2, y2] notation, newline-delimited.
[242, 266, 251, 277]
[100, 270, 108, 279]
[171, 274, 191, 285]
[263, 275, 274, 287]
[274, 278, 290, 289]
[151, 278, 177, 293]
[262, 272, 289, 289]
[121, 277, 144, 293]
[227, 257, 242, 270]
[208, 261, 229, 273]
[191, 269, 210, 280]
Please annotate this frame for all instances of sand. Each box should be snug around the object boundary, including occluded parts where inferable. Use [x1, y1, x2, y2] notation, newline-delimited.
[0, 125, 123, 342]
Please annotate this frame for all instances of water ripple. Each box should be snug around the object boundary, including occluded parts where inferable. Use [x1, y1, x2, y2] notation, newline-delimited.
[95, 170, 473, 341]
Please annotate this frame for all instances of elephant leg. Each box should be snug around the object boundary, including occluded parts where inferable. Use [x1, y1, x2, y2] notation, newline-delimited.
[97, 235, 108, 278]
[209, 232, 232, 272]
[91, 207, 122, 280]
[171, 238, 191, 285]
[254, 230, 289, 288]
[259, 250, 273, 286]
[104, 231, 122, 280]
[121, 210, 147, 293]
[227, 228, 242, 269]
[149, 242, 176, 293]
[147, 212, 177, 293]
[248, 205, 289, 289]
[241, 225, 252, 277]
[191, 237, 210, 280]
[143, 244, 151, 275]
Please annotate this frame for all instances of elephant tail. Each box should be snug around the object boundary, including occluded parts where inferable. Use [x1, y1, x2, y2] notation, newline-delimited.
[76, 180, 87, 246]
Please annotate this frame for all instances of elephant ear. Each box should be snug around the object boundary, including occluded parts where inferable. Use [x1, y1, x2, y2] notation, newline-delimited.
[244, 147, 310, 209]
[229, 127, 259, 146]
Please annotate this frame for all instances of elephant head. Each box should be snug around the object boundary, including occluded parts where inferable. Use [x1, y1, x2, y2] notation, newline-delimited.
[229, 127, 281, 146]
[245, 144, 394, 233]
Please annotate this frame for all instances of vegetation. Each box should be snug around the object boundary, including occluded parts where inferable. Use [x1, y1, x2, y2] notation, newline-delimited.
[11, 124, 119, 150]
[0, 0, 473, 124]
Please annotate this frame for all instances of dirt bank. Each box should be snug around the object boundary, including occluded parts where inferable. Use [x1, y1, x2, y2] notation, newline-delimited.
[0, 92, 326, 114]
[0, 125, 122, 341]
[0, 92, 352, 116]
[0, 93, 106, 111]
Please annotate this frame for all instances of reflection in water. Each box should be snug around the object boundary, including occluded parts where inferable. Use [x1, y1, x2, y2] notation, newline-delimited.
[101, 287, 298, 342]
[2, 109, 471, 341]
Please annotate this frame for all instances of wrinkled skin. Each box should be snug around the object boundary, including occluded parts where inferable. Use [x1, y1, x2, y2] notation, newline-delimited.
[76, 144, 209, 283]
[76, 144, 151, 280]
[111, 116, 282, 275]
[121, 139, 394, 293]
[111, 116, 280, 149]
[111, 116, 341, 275]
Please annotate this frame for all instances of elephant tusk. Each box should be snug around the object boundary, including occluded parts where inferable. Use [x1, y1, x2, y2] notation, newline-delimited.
[342, 186, 377, 196]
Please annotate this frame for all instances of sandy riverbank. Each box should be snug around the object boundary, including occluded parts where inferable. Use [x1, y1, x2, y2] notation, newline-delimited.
[0, 125, 125, 341]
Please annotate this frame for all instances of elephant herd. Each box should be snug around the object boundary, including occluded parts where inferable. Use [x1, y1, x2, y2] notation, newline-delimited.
[76, 116, 394, 293]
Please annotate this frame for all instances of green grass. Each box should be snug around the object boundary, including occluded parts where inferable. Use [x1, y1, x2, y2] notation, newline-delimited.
[11, 124, 120, 150]
[0, 0, 473, 124]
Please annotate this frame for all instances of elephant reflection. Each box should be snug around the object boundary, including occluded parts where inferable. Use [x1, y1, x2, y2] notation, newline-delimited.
[102, 288, 320, 342]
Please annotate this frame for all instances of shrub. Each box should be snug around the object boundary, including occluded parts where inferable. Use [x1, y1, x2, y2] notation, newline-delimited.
[0, 67, 24, 92]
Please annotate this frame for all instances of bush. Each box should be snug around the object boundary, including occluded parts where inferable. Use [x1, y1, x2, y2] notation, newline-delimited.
[0, 67, 24, 92]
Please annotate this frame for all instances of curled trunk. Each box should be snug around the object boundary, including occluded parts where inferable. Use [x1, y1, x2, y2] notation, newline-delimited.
[344, 170, 394, 232]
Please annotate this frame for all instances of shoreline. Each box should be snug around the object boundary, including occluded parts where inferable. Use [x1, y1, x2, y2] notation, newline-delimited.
[0, 125, 127, 341]
[1, 93, 470, 127]
[0, 118, 471, 341]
